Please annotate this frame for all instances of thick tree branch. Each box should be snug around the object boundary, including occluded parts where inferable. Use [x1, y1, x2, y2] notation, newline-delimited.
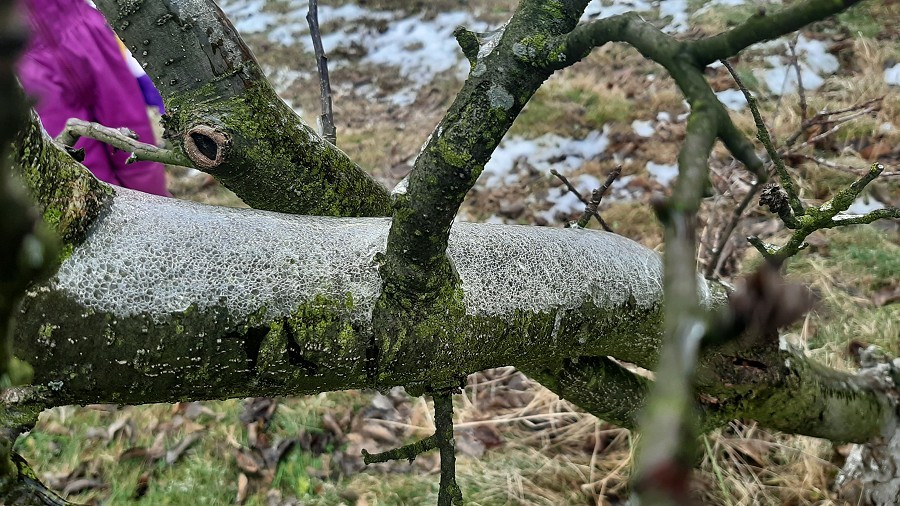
[92, 0, 390, 217]
[14, 111, 113, 246]
[11, 188, 680, 409]
[688, 0, 864, 66]
[378, 0, 589, 303]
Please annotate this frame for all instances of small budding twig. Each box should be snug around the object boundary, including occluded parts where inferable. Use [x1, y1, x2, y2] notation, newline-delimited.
[722, 60, 804, 222]
[306, 0, 336, 145]
[55, 118, 192, 167]
[362, 389, 462, 506]
[749, 163, 899, 262]
[550, 169, 614, 232]
[576, 166, 621, 229]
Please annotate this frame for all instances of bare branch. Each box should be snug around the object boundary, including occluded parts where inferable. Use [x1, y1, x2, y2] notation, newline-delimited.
[688, 0, 864, 65]
[56, 118, 193, 167]
[704, 178, 763, 278]
[576, 166, 621, 230]
[633, 107, 718, 503]
[550, 169, 613, 232]
[787, 36, 808, 122]
[306, 0, 336, 145]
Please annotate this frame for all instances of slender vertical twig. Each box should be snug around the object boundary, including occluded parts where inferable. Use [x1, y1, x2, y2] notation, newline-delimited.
[306, 0, 336, 145]
[704, 179, 763, 278]
[787, 36, 808, 122]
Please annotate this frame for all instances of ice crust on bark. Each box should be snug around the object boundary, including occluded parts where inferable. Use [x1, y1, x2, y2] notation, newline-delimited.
[54, 189, 702, 322]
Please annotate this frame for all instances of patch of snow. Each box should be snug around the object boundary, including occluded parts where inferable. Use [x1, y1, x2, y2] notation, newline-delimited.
[540, 187, 587, 222]
[762, 36, 839, 95]
[646, 162, 678, 186]
[582, 0, 746, 34]
[716, 89, 748, 111]
[659, 0, 689, 33]
[843, 195, 885, 215]
[581, 0, 652, 22]
[220, 2, 488, 101]
[632, 119, 655, 137]
[482, 129, 610, 186]
[218, 0, 280, 34]
[885, 63, 900, 86]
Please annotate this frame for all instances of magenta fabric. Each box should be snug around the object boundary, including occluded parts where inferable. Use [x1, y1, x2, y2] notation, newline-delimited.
[18, 0, 169, 196]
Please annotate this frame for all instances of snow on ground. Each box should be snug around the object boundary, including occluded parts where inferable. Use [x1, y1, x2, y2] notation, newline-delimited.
[886, 63, 900, 86]
[217, 1, 870, 222]
[715, 89, 749, 111]
[646, 162, 678, 186]
[843, 195, 886, 215]
[631, 120, 655, 137]
[481, 130, 610, 187]
[761, 35, 840, 95]
[219, 0, 486, 105]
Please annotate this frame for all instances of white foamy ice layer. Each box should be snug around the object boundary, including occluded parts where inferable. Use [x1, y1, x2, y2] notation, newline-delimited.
[53, 189, 700, 324]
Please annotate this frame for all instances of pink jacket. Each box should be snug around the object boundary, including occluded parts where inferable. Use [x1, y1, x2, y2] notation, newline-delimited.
[18, 0, 169, 196]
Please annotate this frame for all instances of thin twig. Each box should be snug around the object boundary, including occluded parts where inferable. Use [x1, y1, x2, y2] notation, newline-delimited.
[55, 118, 193, 167]
[550, 169, 613, 231]
[795, 153, 899, 178]
[787, 36, 808, 123]
[783, 97, 882, 147]
[362, 390, 462, 505]
[790, 107, 879, 151]
[704, 179, 763, 278]
[306, 0, 336, 145]
[576, 166, 621, 230]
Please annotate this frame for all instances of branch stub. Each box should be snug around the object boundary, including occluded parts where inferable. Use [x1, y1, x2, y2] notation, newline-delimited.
[184, 125, 230, 170]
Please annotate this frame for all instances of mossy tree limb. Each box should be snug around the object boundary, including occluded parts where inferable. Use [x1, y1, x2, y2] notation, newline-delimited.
[687, 0, 864, 66]
[92, 0, 391, 218]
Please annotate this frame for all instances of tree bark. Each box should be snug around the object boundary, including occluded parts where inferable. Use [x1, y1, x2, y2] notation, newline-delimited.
[13, 186, 679, 408]
[92, 0, 391, 218]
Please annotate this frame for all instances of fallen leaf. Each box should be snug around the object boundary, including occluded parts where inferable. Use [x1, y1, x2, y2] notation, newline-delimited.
[236, 473, 249, 505]
[165, 432, 203, 465]
[873, 286, 900, 307]
[234, 448, 263, 475]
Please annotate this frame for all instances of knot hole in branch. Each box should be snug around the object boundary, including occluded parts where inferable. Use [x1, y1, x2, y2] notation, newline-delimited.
[184, 125, 230, 170]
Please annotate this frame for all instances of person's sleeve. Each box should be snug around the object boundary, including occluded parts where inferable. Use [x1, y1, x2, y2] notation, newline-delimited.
[81, 18, 171, 196]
